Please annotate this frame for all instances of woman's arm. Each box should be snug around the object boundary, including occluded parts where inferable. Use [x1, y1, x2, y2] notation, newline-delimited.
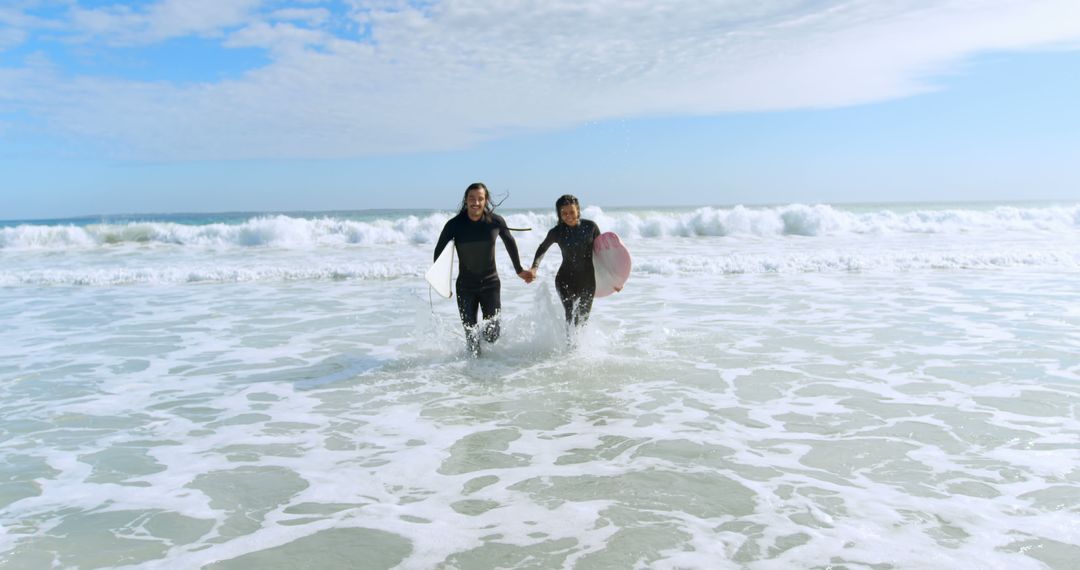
[530, 228, 559, 269]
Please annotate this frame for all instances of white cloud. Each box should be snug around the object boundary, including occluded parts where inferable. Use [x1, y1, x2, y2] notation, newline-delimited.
[0, 27, 27, 51]
[269, 7, 331, 26]
[225, 20, 333, 54]
[2, 0, 1080, 159]
[69, 0, 263, 44]
[0, 3, 62, 52]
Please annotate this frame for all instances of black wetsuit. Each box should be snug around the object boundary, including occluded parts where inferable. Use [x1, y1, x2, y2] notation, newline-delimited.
[434, 212, 525, 354]
[530, 219, 601, 326]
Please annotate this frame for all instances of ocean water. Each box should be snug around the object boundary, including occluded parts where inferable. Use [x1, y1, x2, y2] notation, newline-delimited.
[1, 202, 1078, 569]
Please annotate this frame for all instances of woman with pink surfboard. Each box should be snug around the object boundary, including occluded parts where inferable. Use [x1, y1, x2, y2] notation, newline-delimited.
[525, 195, 631, 327]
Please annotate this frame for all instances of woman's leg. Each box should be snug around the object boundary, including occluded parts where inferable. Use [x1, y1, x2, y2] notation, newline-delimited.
[571, 290, 594, 327]
[556, 280, 594, 327]
[556, 280, 575, 325]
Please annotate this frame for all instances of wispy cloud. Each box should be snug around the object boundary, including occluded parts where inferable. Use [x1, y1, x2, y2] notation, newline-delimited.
[268, 7, 332, 27]
[0, 4, 55, 49]
[0, 27, 27, 52]
[67, 0, 262, 45]
[2, 0, 1079, 159]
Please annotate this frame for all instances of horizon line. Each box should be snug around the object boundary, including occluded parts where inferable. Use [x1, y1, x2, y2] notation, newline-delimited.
[2, 197, 1076, 225]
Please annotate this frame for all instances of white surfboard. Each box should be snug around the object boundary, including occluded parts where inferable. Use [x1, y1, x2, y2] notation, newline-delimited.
[425, 239, 455, 298]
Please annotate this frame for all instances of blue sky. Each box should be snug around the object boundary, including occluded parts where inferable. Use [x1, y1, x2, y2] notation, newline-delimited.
[2, 0, 1079, 220]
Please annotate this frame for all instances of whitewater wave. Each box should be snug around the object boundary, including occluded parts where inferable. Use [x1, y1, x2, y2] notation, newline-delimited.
[1, 204, 1077, 251]
[593, 203, 1080, 238]
[3, 248, 1076, 286]
[637, 248, 1080, 275]
[0, 263, 421, 287]
[0, 213, 454, 250]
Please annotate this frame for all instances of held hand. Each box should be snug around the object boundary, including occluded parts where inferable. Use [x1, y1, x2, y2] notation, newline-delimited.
[518, 269, 534, 284]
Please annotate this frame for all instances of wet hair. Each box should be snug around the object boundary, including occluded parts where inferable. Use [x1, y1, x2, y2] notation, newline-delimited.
[459, 182, 494, 221]
[555, 194, 579, 224]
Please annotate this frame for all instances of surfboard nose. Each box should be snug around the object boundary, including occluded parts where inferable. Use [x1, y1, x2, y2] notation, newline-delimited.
[595, 232, 623, 250]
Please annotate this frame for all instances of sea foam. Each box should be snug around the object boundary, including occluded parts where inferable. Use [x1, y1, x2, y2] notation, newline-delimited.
[1, 213, 1077, 568]
[2, 204, 1077, 251]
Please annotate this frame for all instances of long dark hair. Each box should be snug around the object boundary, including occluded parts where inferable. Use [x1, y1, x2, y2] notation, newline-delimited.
[555, 194, 579, 225]
[458, 182, 494, 222]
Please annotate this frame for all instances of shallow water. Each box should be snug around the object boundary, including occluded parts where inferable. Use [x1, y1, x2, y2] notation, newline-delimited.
[1, 204, 1079, 569]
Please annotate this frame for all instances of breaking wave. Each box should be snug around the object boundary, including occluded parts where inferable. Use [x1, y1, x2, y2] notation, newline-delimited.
[2, 204, 1077, 251]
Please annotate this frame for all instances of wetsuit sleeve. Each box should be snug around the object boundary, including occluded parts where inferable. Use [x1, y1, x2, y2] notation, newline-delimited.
[497, 217, 526, 273]
[434, 219, 454, 262]
[530, 228, 559, 269]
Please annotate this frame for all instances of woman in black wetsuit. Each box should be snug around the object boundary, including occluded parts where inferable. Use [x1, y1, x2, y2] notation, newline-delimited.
[526, 194, 606, 327]
[433, 182, 532, 356]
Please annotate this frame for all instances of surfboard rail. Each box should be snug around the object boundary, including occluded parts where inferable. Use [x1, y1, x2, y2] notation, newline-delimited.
[425, 239, 455, 298]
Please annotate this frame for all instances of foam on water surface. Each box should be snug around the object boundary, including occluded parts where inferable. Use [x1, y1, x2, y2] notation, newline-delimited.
[1, 204, 1079, 569]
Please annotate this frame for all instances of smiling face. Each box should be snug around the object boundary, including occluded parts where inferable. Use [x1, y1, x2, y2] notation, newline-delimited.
[558, 204, 580, 227]
[466, 188, 487, 221]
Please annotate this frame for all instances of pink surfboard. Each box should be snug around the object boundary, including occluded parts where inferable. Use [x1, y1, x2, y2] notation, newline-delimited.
[593, 232, 631, 298]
